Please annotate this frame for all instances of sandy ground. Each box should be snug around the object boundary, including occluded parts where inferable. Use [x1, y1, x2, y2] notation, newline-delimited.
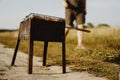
[0, 43, 108, 80]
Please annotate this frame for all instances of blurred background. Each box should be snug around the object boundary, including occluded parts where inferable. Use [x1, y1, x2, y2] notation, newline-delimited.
[0, 0, 120, 29]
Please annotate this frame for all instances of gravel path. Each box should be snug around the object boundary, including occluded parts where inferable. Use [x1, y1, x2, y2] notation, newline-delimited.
[0, 43, 108, 80]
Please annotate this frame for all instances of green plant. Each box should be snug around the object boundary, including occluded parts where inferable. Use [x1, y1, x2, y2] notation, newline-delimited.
[0, 27, 120, 80]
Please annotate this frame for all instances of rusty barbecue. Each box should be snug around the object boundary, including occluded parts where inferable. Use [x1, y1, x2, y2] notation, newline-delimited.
[11, 13, 66, 74]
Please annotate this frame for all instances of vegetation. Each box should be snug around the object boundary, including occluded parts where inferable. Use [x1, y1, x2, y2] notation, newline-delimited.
[86, 22, 94, 28]
[0, 29, 18, 32]
[0, 27, 120, 80]
[97, 24, 110, 28]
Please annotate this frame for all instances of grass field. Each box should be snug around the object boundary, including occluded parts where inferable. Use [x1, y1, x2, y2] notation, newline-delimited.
[0, 27, 120, 80]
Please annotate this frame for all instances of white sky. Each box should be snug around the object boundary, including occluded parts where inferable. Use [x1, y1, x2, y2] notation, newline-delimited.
[0, 0, 120, 29]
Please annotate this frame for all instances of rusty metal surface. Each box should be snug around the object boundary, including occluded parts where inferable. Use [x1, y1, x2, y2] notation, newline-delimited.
[19, 13, 65, 42]
[24, 13, 65, 22]
[12, 13, 66, 74]
[19, 19, 30, 40]
[31, 18, 65, 42]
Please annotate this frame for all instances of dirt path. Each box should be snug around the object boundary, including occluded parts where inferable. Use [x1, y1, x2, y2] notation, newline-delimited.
[0, 43, 108, 80]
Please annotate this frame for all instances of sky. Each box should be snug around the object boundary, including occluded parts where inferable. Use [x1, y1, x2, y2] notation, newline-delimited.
[0, 0, 120, 29]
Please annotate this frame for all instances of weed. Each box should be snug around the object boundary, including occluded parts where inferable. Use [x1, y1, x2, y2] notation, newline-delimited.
[0, 27, 120, 80]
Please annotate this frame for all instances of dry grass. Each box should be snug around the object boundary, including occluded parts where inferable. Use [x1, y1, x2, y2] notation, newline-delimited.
[0, 27, 120, 80]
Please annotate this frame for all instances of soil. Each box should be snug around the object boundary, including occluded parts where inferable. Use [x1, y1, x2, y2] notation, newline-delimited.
[0, 43, 108, 80]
